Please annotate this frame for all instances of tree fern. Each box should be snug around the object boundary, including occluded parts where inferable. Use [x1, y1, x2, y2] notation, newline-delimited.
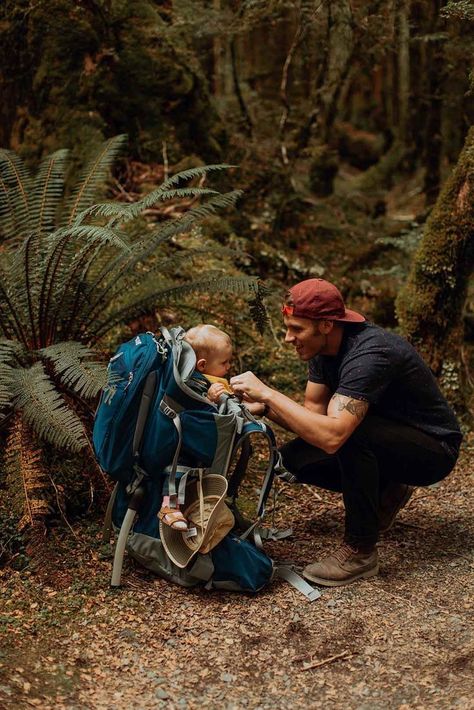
[89, 275, 262, 341]
[11, 363, 88, 452]
[64, 134, 127, 226]
[0, 149, 33, 241]
[74, 187, 220, 226]
[4, 413, 50, 538]
[29, 149, 69, 234]
[0, 138, 267, 545]
[39, 342, 108, 400]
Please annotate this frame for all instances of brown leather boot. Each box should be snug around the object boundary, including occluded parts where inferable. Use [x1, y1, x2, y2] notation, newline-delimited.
[379, 483, 414, 533]
[303, 543, 379, 587]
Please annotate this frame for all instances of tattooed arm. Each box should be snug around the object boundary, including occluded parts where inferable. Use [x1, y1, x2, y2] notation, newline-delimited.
[230, 371, 369, 454]
[330, 394, 369, 421]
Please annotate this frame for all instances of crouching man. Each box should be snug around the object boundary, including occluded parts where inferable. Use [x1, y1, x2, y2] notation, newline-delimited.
[230, 278, 462, 587]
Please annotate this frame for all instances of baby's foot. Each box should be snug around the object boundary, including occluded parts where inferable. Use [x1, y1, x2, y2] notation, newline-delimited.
[158, 506, 188, 531]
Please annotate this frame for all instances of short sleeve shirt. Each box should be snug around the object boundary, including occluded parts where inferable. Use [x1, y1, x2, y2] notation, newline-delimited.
[308, 322, 462, 454]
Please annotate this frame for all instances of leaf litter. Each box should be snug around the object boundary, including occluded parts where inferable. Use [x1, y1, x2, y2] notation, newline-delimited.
[0, 437, 473, 709]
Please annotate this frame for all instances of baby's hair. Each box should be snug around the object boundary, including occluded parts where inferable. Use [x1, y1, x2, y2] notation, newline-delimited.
[185, 324, 232, 359]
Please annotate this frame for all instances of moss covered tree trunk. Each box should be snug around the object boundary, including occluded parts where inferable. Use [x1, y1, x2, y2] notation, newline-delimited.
[396, 126, 474, 411]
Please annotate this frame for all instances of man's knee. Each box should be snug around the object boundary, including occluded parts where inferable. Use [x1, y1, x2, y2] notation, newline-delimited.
[280, 437, 327, 475]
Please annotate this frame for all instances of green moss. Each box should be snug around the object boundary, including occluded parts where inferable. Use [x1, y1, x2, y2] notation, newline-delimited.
[396, 127, 474, 411]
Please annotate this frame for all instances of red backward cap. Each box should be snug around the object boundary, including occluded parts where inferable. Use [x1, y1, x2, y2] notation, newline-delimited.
[285, 278, 365, 323]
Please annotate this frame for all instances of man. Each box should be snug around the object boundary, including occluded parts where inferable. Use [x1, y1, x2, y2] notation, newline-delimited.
[230, 278, 462, 587]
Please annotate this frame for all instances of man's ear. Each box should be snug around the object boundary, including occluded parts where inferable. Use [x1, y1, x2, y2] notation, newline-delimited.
[196, 358, 207, 372]
[319, 319, 334, 335]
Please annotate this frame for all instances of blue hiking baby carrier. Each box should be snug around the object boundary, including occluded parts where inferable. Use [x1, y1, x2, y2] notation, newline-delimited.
[93, 327, 320, 601]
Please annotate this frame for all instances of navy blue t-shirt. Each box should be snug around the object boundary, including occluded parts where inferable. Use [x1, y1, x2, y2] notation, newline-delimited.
[308, 322, 462, 457]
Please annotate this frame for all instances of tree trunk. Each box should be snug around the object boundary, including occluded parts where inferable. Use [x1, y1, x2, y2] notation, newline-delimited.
[396, 0, 410, 146]
[396, 126, 474, 411]
[318, 0, 354, 143]
[422, 1, 444, 205]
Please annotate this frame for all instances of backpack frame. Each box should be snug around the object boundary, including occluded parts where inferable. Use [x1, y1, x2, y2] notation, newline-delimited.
[94, 327, 320, 601]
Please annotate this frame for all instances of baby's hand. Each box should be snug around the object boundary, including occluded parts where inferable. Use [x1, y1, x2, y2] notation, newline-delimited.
[207, 382, 230, 402]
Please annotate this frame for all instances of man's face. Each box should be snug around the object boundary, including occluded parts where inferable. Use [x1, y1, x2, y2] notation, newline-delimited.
[283, 315, 329, 360]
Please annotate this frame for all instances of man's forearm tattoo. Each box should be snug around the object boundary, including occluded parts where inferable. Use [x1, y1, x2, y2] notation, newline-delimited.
[331, 394, 369, 420]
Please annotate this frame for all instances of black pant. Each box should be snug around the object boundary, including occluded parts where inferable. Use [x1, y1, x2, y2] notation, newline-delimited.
[279, 415, 457, 546]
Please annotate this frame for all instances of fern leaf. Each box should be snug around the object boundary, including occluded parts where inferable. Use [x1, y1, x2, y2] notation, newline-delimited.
[78, 190, 242, 329]
[38, 224, 131, 345]
[158, 164, 237, 192]
[65, 135, 127, 226]
[89, 275, 261, 341]
[4, 412, 50, 532]
[39, 341, 107, 399]
[0, 258, 30, 345]
[29, 149, 69, 234]
[249, 281, 270, 334]
[74, 187, 220, 226]
[0, 362, 13, 414]
[0, 150, 32, 241]
[0, 338, 26, 363]
[11, 363, 88, 452]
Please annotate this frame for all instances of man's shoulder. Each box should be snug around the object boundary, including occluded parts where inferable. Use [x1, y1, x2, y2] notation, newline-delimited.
[345, 322, 410, 352]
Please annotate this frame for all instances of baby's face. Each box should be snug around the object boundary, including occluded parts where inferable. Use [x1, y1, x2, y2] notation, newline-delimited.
[205, 342, 233, 377]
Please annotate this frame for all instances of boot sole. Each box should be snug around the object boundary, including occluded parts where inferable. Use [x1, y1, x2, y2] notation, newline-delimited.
[303, 564, 379, 587]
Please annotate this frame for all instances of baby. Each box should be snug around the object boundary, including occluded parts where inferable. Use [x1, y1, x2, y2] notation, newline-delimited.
[158, 324, 263, 530]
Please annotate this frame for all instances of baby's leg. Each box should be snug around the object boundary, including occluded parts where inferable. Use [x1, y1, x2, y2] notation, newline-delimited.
[159, 495, 188, 531]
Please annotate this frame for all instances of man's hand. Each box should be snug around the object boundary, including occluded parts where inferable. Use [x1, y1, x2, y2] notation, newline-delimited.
[230, 371, 272, 403]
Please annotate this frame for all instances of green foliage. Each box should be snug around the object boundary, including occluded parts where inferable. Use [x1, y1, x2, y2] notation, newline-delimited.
[441, 1, 474, 22]
[0, 135, 264, 541]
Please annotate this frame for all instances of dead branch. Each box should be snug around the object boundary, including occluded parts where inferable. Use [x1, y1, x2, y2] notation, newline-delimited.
[300, 650, 353, 671]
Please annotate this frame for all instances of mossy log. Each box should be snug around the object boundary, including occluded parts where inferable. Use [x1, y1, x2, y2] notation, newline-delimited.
[396, 126, 474, 411]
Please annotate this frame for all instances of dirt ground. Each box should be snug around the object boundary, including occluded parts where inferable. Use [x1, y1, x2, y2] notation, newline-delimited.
[1, 436, 473, 710]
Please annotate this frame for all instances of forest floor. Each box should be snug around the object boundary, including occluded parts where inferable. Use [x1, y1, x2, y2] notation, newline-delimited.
[1, 432, 473, 710]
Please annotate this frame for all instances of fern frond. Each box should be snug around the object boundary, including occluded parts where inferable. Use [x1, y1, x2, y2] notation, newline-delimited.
[89, 275, 260, 341]
[74, 187, 220, 226]
[74, 244, 241, 334]
[0, 338, 26, 363]
[249, 281, 270, 334]
[158, 164, 236, 191]
[0, 150, 32, 241]
[39, 342, 107, 399]
[0, 362, 13, 414]
[78, 190, 242, 328]
[29, 149, 69, 234]
[11, 363, 88, 452]
[4, 412, 50, 532]
[65, 135, 127, 226]
[0, 258, 30, 345]
[22, 232, 42, 348]
[126, 190, 243, 266]
[38, 224, 131, 345]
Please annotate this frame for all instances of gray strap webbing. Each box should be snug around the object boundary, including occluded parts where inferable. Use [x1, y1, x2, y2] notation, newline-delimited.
[159, 325, 173, 346]
[253, 526, 293, 548]
[229, 430, 276, 520]
[132, 371, 157, 456]
[274, 565, 322, 602]
[102, 482, 119, 543]
[159, 401, 182, 504]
